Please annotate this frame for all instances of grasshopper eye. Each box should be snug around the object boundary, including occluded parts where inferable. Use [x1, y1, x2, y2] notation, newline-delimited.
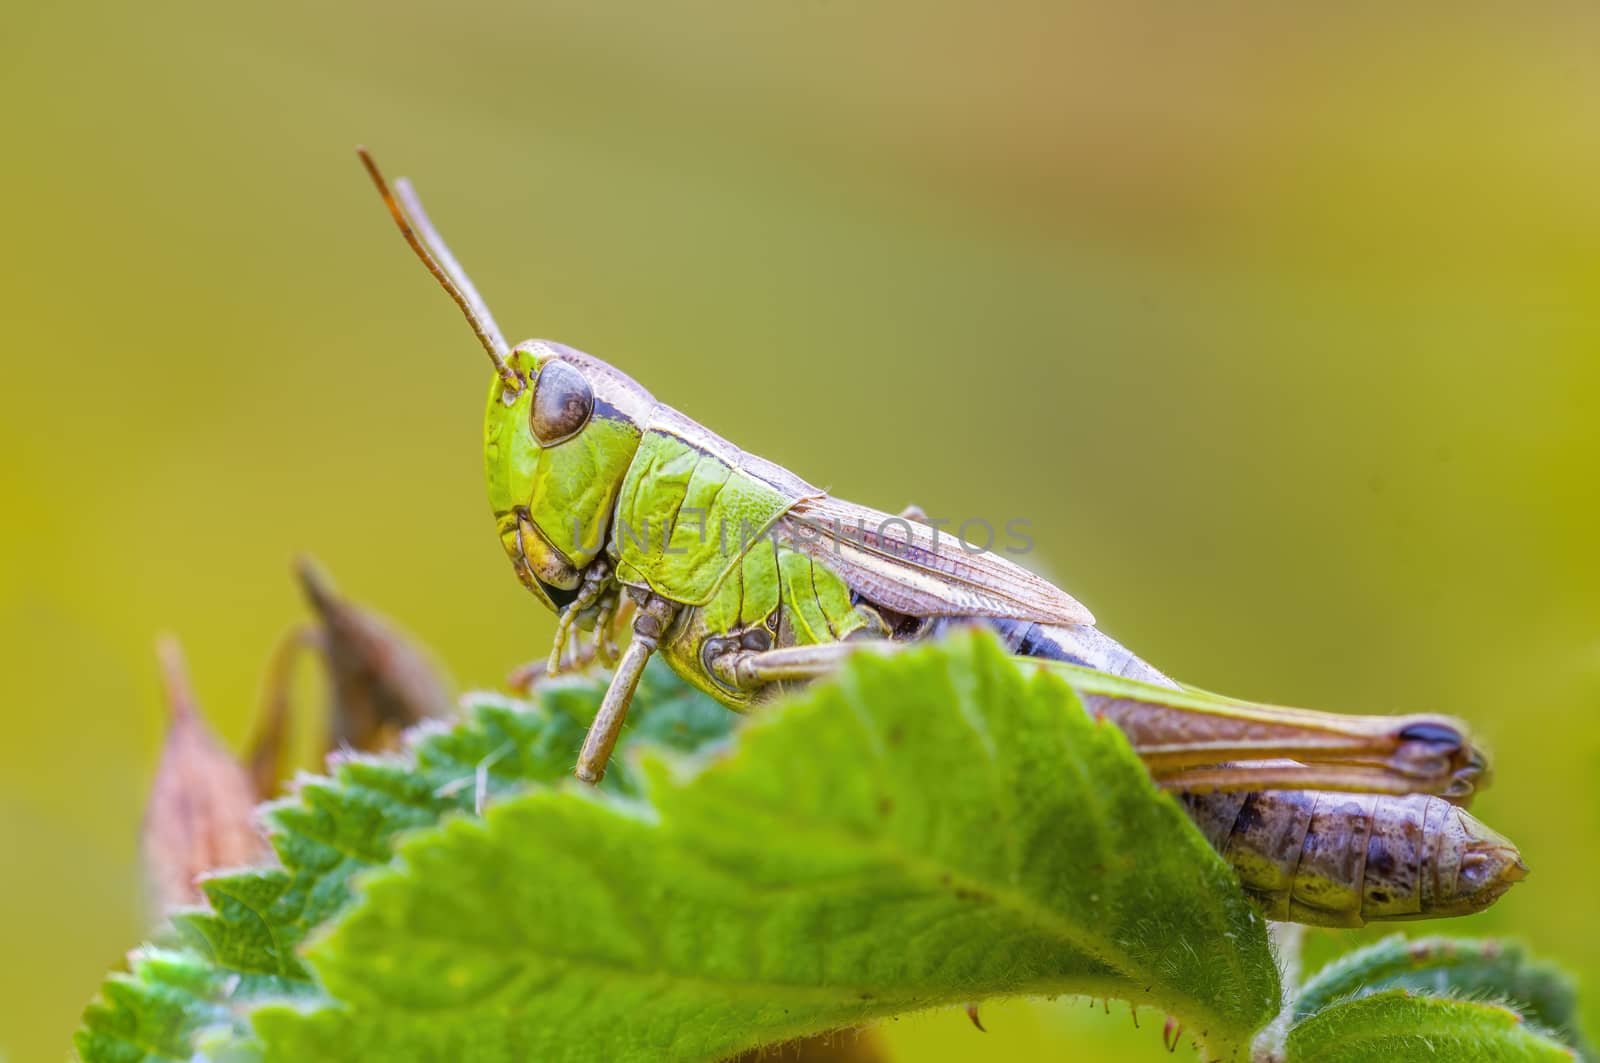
[530, 360, 594, 445]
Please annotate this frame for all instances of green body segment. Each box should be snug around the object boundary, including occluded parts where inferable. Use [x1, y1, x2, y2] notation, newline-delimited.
[700, 543, 785, 634]
[658, 537, 873, 708]
[694, 539, 868, 644]
[610, 428, 811, 605]
[601, 425, 870, 707]
[776, 548, 860, 643]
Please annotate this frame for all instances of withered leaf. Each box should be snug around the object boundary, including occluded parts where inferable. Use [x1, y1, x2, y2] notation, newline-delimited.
[243, 623, 315, 799]
[141, 637, 270, 918]
[295, 557, 451, 753]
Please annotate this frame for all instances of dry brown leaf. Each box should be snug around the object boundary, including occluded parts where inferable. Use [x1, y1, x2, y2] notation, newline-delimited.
[295, 557, 451, 753]
[141, 637, 270, 917]
[243, 622, 316, 798]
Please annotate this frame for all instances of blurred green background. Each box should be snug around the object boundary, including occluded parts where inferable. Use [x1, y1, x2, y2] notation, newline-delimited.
[4, 2, 1598, 1059]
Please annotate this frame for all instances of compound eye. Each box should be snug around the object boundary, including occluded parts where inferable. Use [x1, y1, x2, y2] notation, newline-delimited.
[529, 360, 594, 445]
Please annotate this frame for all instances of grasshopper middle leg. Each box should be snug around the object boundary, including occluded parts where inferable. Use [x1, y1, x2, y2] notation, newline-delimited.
[575, 593, 678, 785]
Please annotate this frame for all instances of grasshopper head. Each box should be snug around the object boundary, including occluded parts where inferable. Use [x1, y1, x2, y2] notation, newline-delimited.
[359, 149, 652, 614]
[484, 342, 653, 611]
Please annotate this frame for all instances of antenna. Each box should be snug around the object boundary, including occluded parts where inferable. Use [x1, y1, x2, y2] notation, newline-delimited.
[356, 147, 521, 393]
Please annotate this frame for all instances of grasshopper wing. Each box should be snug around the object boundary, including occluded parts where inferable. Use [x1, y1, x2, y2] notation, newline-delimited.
[783, 495, 1095, 626]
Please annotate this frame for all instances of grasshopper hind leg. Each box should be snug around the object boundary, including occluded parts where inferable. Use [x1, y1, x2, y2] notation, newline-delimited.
[704, 639, 892, 692]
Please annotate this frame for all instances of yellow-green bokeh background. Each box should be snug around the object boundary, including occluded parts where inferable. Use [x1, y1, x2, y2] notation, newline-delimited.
[4, 3, 1598, 1059]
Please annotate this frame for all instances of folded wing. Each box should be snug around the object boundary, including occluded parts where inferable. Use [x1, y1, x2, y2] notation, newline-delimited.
[783, 495, 1095, 626]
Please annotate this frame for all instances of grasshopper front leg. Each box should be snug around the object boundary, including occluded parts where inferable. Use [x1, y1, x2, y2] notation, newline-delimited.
[575, 593, 678, 784]
[547, 558, 617, 677]
[507, 597, 633, 694]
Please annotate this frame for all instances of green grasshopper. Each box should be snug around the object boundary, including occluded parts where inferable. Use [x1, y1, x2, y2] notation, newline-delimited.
[357, 150, 1524, 926]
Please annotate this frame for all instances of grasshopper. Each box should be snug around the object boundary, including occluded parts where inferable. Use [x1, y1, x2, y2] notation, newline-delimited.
[357, 150, 1524, 925]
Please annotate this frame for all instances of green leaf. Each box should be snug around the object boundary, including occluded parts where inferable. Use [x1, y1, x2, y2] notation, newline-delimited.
[1292, 935, 1589, 1055]
[75, 661, 731, 1063]
[173, 660, 729, 984]
[74, 948, 247, 1063]
[1285, 990, 1575, 1062]
[251, 629, 1278, 1062]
